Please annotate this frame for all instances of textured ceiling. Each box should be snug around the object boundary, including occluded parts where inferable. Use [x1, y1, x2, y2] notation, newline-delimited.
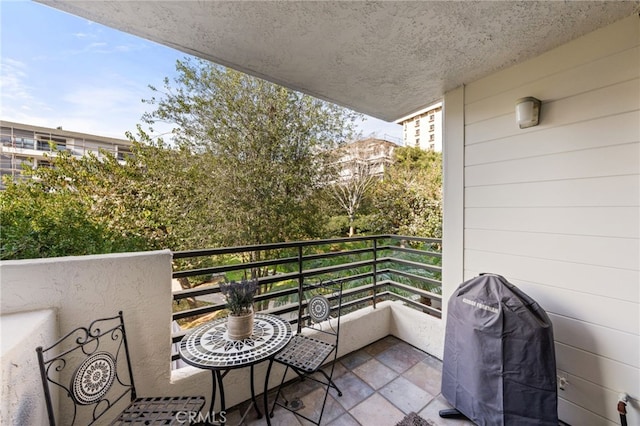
[39, 1, 639, 121]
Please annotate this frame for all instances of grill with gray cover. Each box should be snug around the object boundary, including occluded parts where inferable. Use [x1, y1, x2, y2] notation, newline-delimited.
[441, 273, 558, 425]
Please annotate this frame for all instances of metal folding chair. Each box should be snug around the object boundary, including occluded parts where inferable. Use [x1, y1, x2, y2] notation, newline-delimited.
[265, 279, 343, 425]
[36, 311, 205, 425]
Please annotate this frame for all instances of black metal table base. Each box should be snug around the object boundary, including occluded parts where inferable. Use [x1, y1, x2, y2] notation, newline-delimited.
[206, 365, 263, 426]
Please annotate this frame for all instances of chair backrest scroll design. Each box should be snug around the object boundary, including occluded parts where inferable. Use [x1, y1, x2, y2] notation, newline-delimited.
[299, 279, 343, 344]
[36, 311, 136, 426]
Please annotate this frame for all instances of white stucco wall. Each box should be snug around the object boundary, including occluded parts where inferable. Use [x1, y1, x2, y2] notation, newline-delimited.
[388, 302, 444, 360]
[0, 251, 210, 424]
[451, 14, 639, 426]
[1, 309, 56, 425]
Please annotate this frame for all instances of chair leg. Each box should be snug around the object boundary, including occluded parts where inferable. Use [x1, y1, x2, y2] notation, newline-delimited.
[318, 369, 342, 397]
[268, 364, 291, 419]
[267, 359, 342, 425]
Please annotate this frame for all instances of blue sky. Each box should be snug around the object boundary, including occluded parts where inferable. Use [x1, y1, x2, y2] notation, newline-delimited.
[1, 1, 403, 142]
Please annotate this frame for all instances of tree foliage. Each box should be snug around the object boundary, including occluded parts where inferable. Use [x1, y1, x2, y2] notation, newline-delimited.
[0, 138, 219, 260]
[371, 147, 442, 238]
[143, 58, 361, 247]
[0, 178, 125, 259]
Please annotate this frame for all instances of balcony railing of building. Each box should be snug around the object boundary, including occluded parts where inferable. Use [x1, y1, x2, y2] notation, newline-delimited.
[170, 235, 442, 363]
[1, 135, 129, 158]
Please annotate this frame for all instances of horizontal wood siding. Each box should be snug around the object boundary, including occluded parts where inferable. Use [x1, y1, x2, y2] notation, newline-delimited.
[462, 15, 639, 426]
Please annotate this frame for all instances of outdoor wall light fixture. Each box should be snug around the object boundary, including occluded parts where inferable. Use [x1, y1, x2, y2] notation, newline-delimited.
[515, 97, 541, 129]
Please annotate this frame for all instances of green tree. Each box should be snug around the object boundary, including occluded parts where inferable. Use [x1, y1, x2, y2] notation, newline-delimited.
[27, 139, 216, 251]
[371, 147, 442, 238]
[142, 58, 361, 248]
[0, 178, 131, 259]
[141, 58, 361, 307]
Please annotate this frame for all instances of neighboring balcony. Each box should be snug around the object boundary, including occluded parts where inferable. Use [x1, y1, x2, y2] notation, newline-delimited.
[1, 235, 445, 425]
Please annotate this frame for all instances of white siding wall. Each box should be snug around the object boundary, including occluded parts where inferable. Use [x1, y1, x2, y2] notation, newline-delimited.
[460, 15, 639, 426]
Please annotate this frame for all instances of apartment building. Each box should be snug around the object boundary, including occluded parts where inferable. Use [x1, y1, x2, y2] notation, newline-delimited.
[396, 102, 443, 152]
[336, 137, 397, 181]
[0, 121, 132, 188]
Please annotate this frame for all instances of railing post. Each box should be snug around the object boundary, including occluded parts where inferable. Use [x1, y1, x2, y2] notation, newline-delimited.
[373, 237, 377, 309]
[297, 245, 304, 333]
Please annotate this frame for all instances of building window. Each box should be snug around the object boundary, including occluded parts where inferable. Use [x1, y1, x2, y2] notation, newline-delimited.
[12, 137, 35, 150]
[429, 114, 434, 122]
[117, 146, 132, 161]
[415, 138, 420, 146]
[415, 119, 420, 127]
[415, 129, 420, 136]
[0, 154, 12, 170]
[430, 124, 435, 131]
[429, 134, 435, 142]
[16, 156, 32, 168]
[36, 135, 66, 152]
[36, 159, 52, 169]
[36, 140, 51, 151]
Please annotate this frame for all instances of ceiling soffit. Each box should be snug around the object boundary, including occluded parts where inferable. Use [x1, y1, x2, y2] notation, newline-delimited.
[38, 1, 640, 121]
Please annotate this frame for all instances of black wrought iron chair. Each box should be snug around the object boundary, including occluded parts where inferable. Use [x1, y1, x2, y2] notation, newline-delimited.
[264, 279, 344, 425]
[36, 311, 205, 425]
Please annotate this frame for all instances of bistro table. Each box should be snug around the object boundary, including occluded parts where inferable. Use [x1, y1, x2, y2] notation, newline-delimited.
[179, 313, 292, 425]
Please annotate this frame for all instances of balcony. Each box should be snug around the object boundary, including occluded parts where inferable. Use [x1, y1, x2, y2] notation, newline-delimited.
[2, 6, 637, 424]
[1, 235, 447, 425]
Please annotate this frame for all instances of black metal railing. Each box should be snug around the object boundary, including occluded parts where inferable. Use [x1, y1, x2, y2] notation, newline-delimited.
[170, 235, 441, 362]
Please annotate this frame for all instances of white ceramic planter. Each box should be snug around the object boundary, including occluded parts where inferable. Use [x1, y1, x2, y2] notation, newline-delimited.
[227, 311, 254, 340]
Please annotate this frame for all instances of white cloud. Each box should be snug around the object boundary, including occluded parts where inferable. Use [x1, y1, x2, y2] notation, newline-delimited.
[0, 3, 164, 139]
[0, 57, 57, 125]
[0, 58, 32, 101]
[88, 42, 108, 49]
[0, 62, 149, 139]
[72, 32, 94, 39]
[54, 84, 149, 137]
[114, 45, 137, 53]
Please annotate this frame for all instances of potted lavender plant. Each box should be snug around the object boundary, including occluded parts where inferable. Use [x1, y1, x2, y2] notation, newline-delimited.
[220, 278, 258, 340]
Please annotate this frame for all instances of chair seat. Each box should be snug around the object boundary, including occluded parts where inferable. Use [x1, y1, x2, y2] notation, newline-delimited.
[274, 334, 335, 373]
[111, 395, 206, 425]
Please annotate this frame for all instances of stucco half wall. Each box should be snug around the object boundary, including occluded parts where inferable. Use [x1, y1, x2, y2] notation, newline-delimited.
[1, 251, 178, 424]
[1, 309, 56, 425]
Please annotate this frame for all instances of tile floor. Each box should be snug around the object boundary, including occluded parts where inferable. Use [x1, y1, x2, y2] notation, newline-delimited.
[224, 336, 474, 426]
